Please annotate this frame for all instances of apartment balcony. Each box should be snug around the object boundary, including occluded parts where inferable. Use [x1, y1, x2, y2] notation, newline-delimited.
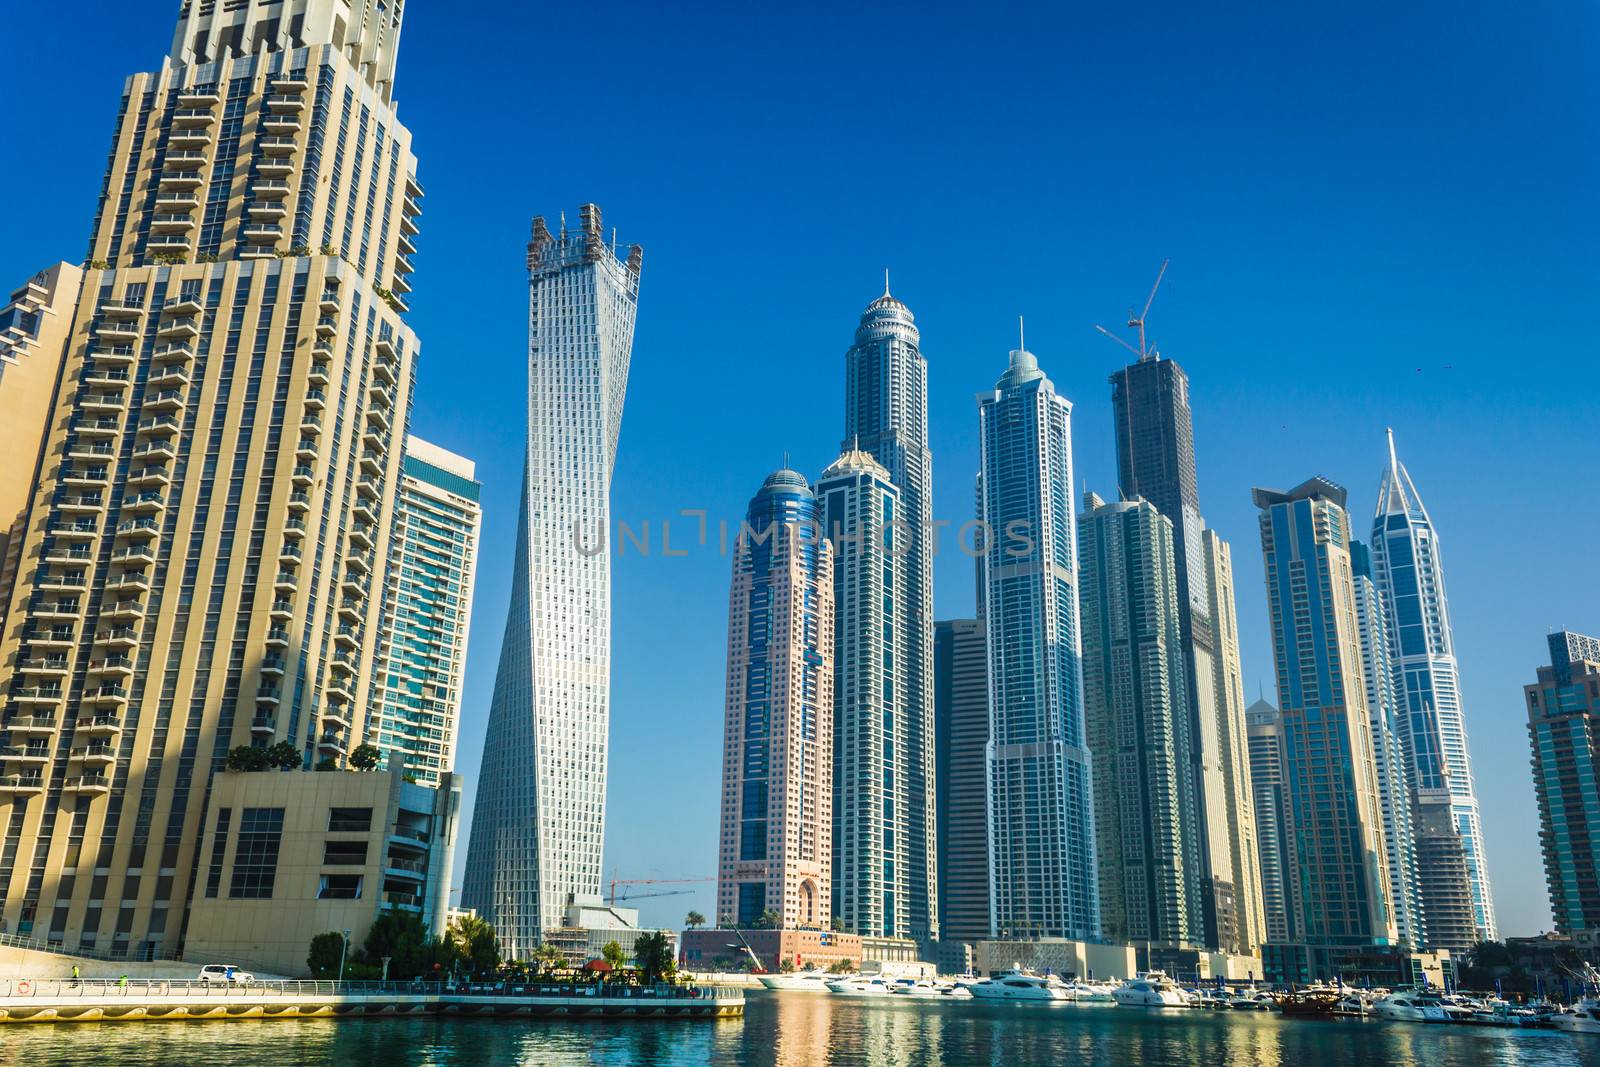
[325, 680, 354, 705]
[373, 336, 396, 358]
[270, 75, 308, 93]
[90, 346, 136, 367]
[25, 631, 74, 649]
[261, 114, 300, 135]
[243, 222, 283, 245]
[397, 232, 417, 257]
[365, 406, 391, 434]
[346, 547, 372, 574]
[154, 189, 201, 212]
[131, 441, 177, 464]
[136, 416, 180, 440]
[168, 127, 212, 149]
[393, 254, 414, 276]
[358, 450, 383, 476]
[0, 774, 45, 796]
[290, 464, 315, 486]
[350, 499, 376, 526]
[74, 715, 122, 736]
[11, 687, 64, 706]
[66, 441, 117, 462]
[164, 149, 208, 170]
[263, 628, 290, 648]
[74, 416, 121, 438]
[148, 365, 190, 391]
[282, 516, 308, 540]
[253, 178, 292, 199]
[173, 107, 216, 127]
[80, 390, 127, 414]
[267, 596, 294, 621]
[256, 158, 295, 178]
[306, 364, 329, 387]
[122, 489, 167, 514]
[156, 316, 200, 340]
[402, 194, 422, 219]
[82, 685, 129, 708]
[256, 135, 297, 157]
[336, 598, 362, 622]
[398, 211, 419, 237]
[157, 170, 205, 191]
[315, 316, 338, 338]
[34, 601, 82, 621]
[255, 687, 282, 707]
[6, 716, 60, 735]
[95, 627, 139, 650]
[356, 476, 382, 500]
[176, 88, 220, 108]
[311, 341, 335, 363]
[266, 94, 305, 112]
[94, 321, 140, 343]
[389, 274, 412, 296]
[303, 388, 326, 412]
[146, 234, 193, 255]
[100, 299, 144, 320]
[1, 747, 52, 766]
[83, 368, 131, 390]
[317, 732, 349, 756]
[272, 570, 298, 593]
[60, 469, 108, 492]
[36, 573, 88, 595]
[72, 744, 117, 767]
[319, 290, 341, 313]
[153, 341, 196, 364]
[88, 655, 135, 679]
[104, 571, 151, 595]
[112, 545, 156, 567]
[333, 625, 358, 649]
[55, 493, 106, 514]
[48, 520, 99, 540]
[372, 358, 396, 385]
[260, 656, 286, 677]
[115, 516, 161, 540]
[149, 212, 196, 234]
[100, 599, 147, 623]
[383, 856, 428, 882]
[250, 716, 277, 736]
[163, 294, 204, 317]
[340, 573, 370, 598]
[286, 490, 311, 513]
[61, 774, 112, 795]
[248, 202, 288, 221]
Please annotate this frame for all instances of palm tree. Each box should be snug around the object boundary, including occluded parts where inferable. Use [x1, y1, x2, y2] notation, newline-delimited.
[445, 913, 500, 975]
[685, 910, 706, 930]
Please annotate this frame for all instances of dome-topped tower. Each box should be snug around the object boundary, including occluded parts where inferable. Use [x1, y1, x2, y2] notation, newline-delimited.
[855, 274, 919, 346]
[758, 467, 813, 497]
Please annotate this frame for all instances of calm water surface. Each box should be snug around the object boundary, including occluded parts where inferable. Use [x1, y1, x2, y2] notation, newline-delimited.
[1, 990, 1595, 1066]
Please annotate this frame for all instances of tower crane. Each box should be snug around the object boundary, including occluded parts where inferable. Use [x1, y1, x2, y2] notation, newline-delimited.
[1094, 258, 1169, 362]
[607, 875, 714, 906]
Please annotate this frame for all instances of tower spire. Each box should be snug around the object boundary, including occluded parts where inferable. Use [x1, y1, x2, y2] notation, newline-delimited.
[1019, 315, 1025, 352]
[1386, 426, 1400, 480]
[883, 268, 891, 299]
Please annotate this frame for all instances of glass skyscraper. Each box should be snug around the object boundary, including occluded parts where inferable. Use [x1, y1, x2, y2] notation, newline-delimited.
[1368, 431, 1496, 945]
[1526, 632, 1600, 947]
[841, 285, 937, 942]
[462, 206, 641, 955]
[1109, 354, 1263, 955]
[371, 438, 480, 788]
[1253, 478, 1396, 958]
[0, 0, 429, 957]
[978, 346, 1098, 940]
[933, 618, 989, 946]
[1079, 493, 1204, 947]
[817, 448, 908, 938]
[1245, 699, 1294, 944]
[715, 470, 834, 930]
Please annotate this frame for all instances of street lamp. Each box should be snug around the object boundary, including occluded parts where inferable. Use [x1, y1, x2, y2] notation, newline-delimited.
[338, 928, 352, 981]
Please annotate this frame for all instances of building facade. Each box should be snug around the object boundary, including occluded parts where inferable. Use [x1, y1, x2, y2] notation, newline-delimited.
[0, 0, 428, 959]
[461, 206, 641, 955]
[714, 470, 834, 931]
[978, 346, 1098, 940]
[1351, 539, 1425, 948]
[370, 438, 480, 787]
[816, 449, 909, 938]
[841, 285, 936, 942]
[1253, 478, 1397, 954]
[1245, 699, 1294, 944]
[1078, 493, 1204, 947]
[0, 264, 81, 631]
[1368, 431, 1496, 943]
[934, 618, 989, 946]
[1526, 633, 1600, 943]
[1109, 353, 1262, 955]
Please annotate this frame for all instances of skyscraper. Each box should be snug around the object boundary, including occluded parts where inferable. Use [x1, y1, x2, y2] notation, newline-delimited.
[934, 618, 989, 945]
[714, 470, 834, 930]
[370, 438, 481, 788]
[1526, 632, 1600, 948]
[1245, 699, 1294, 944]
[1253, 478, 1397, 966]
[842, 284, 936, 942]
[1350, 539, 1425, 948]
[1109, 353, 1262, 955]
[1078, 493, 1204, 947]
[0, 0, 426, 957]
[816, 448, 908, 937]
[978, 345, 1098, 941]
[1368, 431, 1496, 944]
[462, 206, 641, 955]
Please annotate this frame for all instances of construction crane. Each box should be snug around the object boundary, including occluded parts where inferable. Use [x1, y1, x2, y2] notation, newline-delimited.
[610, 887, 694, 904]
[607, 875, 714, 906]
[1095, 258, 1168, 362]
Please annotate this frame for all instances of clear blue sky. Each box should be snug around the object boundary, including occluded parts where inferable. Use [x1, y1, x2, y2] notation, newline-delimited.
[3, 1, 1594, 938]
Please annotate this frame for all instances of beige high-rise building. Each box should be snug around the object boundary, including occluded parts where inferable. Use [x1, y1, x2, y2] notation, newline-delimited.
[0, 264, 82, 634]
[0, 0, 433, 961]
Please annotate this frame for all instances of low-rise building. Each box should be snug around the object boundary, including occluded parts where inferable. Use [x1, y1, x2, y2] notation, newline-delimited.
[185, 768, 458, 976]
[973, 939, 1138, 982]
[680, 928, 861, 974]
[1262, 942, 1452, 989]
[542, 894, 677, 967]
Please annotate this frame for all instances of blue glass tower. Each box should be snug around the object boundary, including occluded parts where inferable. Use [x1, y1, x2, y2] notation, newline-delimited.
[978, 346, 1098, 940]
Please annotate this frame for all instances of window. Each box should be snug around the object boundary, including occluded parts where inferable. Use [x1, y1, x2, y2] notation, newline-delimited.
[204, 808, 231, 898]
[228, 808, 284, 899]
[323, 840, 368, 865]
[328, 807, 372, 832]
[318, 874, 363, 900]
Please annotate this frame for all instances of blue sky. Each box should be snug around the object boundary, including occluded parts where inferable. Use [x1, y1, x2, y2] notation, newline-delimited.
[3, 1, 1594, 938]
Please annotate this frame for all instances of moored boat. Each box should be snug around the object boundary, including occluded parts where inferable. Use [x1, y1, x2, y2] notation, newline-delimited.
[1112, 972, 1189, 1008]
[968, 969, 1074, 1002]
[757, 972, 837, 993]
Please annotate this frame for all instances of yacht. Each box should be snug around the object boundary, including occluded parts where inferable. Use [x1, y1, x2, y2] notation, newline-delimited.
[1068, 979, 1117, 1003]
[1372, 991, 1452, 1022]
[891, 978, 973, 999]
[757, 971, 837, 993]
[825, 975, 901, 996]
[1555, 997, 1600, 1035]
[968, 969, 1074, 1002]
[1112, 972, 1190, 1007]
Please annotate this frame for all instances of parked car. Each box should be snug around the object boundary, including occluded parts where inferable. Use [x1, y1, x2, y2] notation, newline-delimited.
[197, 964, 254, 984]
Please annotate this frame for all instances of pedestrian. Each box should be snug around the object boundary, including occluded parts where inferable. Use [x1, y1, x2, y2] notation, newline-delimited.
[71, 964, 80, 986]
[118, 974, 127, 988]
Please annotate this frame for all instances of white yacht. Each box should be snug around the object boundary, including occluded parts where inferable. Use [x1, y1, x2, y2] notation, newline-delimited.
[891, 978, 973, 999]
[1555, 997, 1600, 1035]
[826, 975, 901, 996]
[968, 969, 1074, 1002]
[1372, 991, 1451, 1022]
[757, 971, 838, 993]
[1112, 972, 1190, 1007]
[1068, 979, 1117, 1003]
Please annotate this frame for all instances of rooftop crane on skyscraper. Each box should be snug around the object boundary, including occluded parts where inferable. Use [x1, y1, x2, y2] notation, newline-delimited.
[1095, 258, 1169, 362]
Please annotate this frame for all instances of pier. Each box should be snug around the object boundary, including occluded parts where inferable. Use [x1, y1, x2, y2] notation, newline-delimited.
[0, 977, 743, 1024]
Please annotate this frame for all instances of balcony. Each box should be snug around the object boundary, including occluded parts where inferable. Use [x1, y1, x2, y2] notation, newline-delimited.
[147, 234, 193, 255]
[112, 545, 156, 566]
[6, 716, 60, 735]
[372, 358, 396, 385]
[306, 364, 329, 387]
[21, 658, 70, 681]
[317, 732, 349, 755]
[254, 178, 292, 200]
[319, 290, 340, 313]
[74, 715, 123, 736]
[402, 195, 422, 219]
[95, 627, 139, 649]
[243, 222, 283, 245]
[257, 135, 297, 156]
[350, 502, 376, 529]
[88, 656, 135, 678]
[156, 317, 200, 341]
[149, 213, 196, 234]
[94, 321, 139, 343]
[83, 368, 131, 390]
[389, 274, 411, 296]
[311, 341, 335, 363]
[154, 190, 202, 212]
[392, 254, 414, 276]
[255, 687, 282, 707]
[176, 89, 220, 108]
[60, 468, 109, 490]
[397, 232, 417, 257]
[80, 389, 127, 413]
[322, 703, 353, 728]
[136, 416, 180, 439]
[49, 521, 99, 540]
[248, 202, 288, 220]
[100, 299, 144, 320]
[115, 516, 161, 540]
[268, 598, 293, 621]
[100, 599, 146, 622]
[0, 774, 45, 796]
[67, 441, 116, 461]
[74, 416, 120, 438]
[303, 388, 326, 411]
[373, 336, 396, 358]
[132, 441, 177, 464]
[365, 406, 391, 433]
[153, 341, 196, 364]
[164, 149, 209, 171]
[261, 114, 300, 135]
[270, 76, 308, 93]
[11, 687, 64, 706]
[82, 685, 129, 708]
[398, 211, 419, 237]
[158, 170, 205, 191]
[256, 158, 294, 178]
[163, 294, 204, 317]
[356, 476, 382, 500]
[62, 774, 112, 795]
[250, 716, 277, 736]
[105, 571, 151, 595]
[56, 493, 106, 514]
[315, 316, 338, 338]
[34, 601, 82, 621]
[286, 490, 311, 513]
[25, 631, 74, 648]
[282, 516, 308, 539]
[73, 744, 117, 766]
[273, 570, 298, 592]
[169, 127, 212, 149]
[336, 598, 361, 622]
[290, 464, 315, 486]
[90, 346, 136, 368]
[266, 94, 305, 112]
[1, 747, 52, 765]
[358, 450, 383, 476]
[148, 365, 190, 390]
[333, 625, 358, 649]
[260, 657, 286, 676]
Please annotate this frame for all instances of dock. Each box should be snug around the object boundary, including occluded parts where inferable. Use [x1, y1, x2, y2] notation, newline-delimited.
[0, 977, 743, 1023]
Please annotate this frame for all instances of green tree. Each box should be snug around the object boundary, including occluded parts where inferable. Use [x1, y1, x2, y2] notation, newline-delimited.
[684, 910, 706, 930]
[307, 931, 346, 977]
[778, 958, 796, 974]
[265, 741, 301, 771]
[363, 911, 433, 979]
[633, 931, 676, 984]
[830, 916, 846, 933]
[225, 745, 271, 772]
[602, 940, 627, 971]
[753, 909, 782, 930]
[446, 913, 501, 976]
[531, 942, 565, 974]
[350, 744, 382, 771]
[828, 958, 854, 975]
